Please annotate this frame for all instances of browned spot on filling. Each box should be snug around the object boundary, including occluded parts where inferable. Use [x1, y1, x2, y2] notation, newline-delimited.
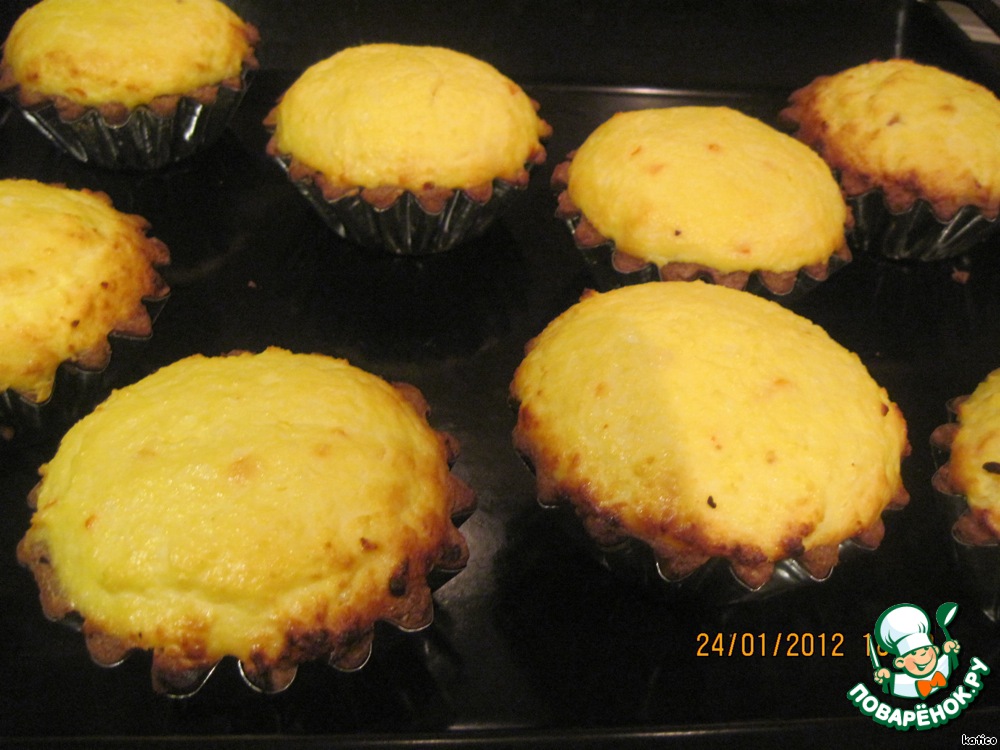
[136, 443, 158, 459]
[706, 496, 717, 509]
[227, 454, 259, 483]
[983, 461, 1000, 475]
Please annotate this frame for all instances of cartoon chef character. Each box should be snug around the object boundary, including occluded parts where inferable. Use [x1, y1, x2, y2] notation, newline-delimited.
[873, 603, 960, 699]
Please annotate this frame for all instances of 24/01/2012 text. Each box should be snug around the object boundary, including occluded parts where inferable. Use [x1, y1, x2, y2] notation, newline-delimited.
[696, 632, 846, 657]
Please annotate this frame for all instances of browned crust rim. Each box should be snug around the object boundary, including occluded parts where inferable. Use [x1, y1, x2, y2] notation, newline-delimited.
[550, 155, 853, 296]
[16, 373, 474, 695]
[512, 398, 911, 591]
[0, 24, 259, 126]
[930, 401, 1000, 547]
[3, 187, 170, 407]
[262, 99, 551, 215]
[779, 68, 1000, 222]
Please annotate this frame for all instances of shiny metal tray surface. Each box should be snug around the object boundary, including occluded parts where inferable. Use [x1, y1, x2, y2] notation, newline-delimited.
[1, 1, 999, 747]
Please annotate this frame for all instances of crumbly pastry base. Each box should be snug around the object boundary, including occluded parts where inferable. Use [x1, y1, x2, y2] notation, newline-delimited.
[551, 159, 852, 298]
[263, 105, 549, 254]
[0, 37, 258, 169]
[16, 378, 475, 697]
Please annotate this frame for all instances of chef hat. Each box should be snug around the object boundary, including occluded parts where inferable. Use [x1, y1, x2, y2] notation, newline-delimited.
[876, 604, 933, 657]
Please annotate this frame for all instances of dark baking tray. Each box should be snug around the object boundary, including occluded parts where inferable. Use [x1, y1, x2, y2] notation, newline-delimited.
[2, 1, 1000, 747]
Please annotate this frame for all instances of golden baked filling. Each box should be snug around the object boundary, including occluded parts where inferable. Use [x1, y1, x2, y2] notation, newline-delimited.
[18, 348, 473, 694]
[0, 179, 169, 403]
[931, 369, 1000, 545]
[557, 107, 849, 280]
[265, 43, 551, 197]
[1, 0, 258, 111]
[510, 282, 909, 588]
[783, 59, 1000, 219]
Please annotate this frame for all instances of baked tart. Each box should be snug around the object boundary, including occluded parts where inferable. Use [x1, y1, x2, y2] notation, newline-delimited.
[0, 179, 169, 441]
[930, 368, 1000, 621]
[0, 0, 259, 169]
[17, 348, 475, 695]
[931, 370, 1000, 546]
[783, 59, 1000, 261]
[552, 106, 851, 297]
[511, 282, 910, 594]
[264, 43, 551, 254]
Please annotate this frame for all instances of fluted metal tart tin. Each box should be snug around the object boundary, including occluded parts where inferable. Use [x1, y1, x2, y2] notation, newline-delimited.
[0, 295, 168, 446]
[848, 189, 1000, 262]
[3, 68, 254, 171]
[557, 209, 853, 302]
[930, 398, 1000, 623]
[34, 496, 475, 700]
[272, 155, 536, 255]
[533, 490, 905, 607]
[3, 0, 1000, 744]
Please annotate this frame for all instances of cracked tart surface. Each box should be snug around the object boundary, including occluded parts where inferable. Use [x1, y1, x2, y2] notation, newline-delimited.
[931, 369, 1000, 546]
[17, 348, 474, 694]
[553, 107, 850, 296]
[510, 282, 909, 590]
[265, 43, 550, 252]
[0, 179, 169, 405]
